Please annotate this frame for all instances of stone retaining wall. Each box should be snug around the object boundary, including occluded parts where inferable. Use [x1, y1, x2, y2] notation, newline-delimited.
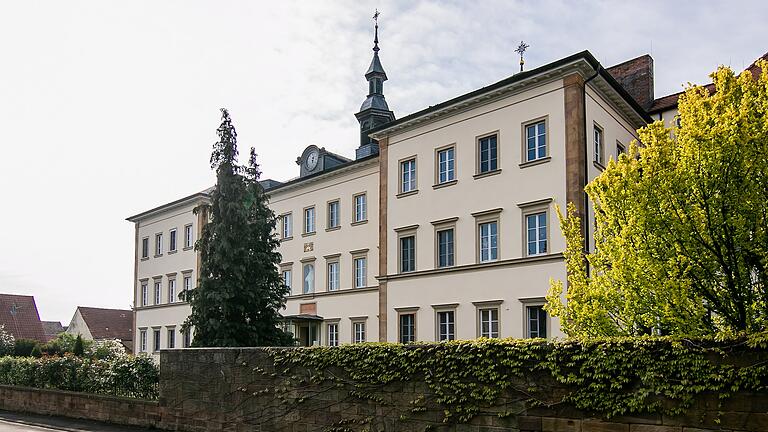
[0, 384, 161, 429]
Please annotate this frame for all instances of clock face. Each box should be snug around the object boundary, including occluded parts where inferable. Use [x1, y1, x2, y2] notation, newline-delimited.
[305, 150, 319, 171]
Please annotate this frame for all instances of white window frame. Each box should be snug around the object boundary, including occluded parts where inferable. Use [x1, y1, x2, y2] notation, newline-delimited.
[353, 193, 367, 223]
[153, 280, 162, 305]
[352, 320, 366, 343]
[169, 228, 177, 252]
[304, 207, 316, 234]
[141, 237, 149, 259]
[327, 260, 340, 291]
[353, 257, 367, 288]
[152, 328, 161, 352]
[183, 328, 192, 348]
[183, 275, 192, 292]
[168, 278, 176, 303]
[477, 133, 499, 174]
[479, 221, 499, 263]
[184, 224, 193, 248]
[594, 124, 604, 165]
[524, 119, 547, 162]
[139, 329, 147, 352]
[525, 211, 548, 256]
[327, 322, 339, 346]
[436, 227, 455, 268]
[437, 146, 455, 184]
[526, 304, 548, 339]
[327, 200, 340, 229]
[399, 234, 416, 273]
[400, 158, 417, 193]
[155, 233, 163, 256]
[282, 213, 293, 239]
[399, 312, 416, 344]
[478, 307, 499, 338]
[436, 309, 456, 341]
[167, 328, 175, 349]
[141, 282, 148, 307]
[282, 268, 292, 291]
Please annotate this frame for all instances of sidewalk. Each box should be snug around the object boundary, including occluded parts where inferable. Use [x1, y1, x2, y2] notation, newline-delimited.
[0, 411, 153, 432]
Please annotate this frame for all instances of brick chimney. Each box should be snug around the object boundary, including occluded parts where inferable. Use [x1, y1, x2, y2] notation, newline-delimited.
[606, 55, 654, 110]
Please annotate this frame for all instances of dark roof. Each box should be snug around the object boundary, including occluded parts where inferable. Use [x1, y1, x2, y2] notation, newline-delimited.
[281, 314, 323, 321]
[0, 294, 46, 342]
[265, 153, 379, 194]
[369, 50, 652, 136]
[648, 50, 767, 114]
[42, 321, 65, 340]
[366, 52, 387, 79]
[78, 307, 133, 341]
[126, 187, 211, 221]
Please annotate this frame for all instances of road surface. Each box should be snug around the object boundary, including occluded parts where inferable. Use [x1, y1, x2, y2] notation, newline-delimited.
[0, 411, 151, 431]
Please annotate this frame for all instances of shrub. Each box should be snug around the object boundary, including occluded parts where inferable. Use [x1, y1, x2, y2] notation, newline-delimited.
[30, 345, 42, 358]
[0, 325, 13, 356]
[73, 335, 84, 356]
[13, 339, 38, 357]
[0, 354, 159, 399]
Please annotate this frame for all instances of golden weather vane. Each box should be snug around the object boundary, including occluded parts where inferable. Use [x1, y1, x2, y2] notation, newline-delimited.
[515, 41, 529, 72]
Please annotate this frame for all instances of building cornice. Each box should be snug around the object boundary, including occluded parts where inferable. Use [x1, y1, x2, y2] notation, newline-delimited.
[377, 253, 564, 282]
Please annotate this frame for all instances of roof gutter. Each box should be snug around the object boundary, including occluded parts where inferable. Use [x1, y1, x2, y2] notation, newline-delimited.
[583, 66, 600, 275]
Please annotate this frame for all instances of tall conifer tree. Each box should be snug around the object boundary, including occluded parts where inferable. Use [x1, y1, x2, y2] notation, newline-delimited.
[182, 109, 293, 347]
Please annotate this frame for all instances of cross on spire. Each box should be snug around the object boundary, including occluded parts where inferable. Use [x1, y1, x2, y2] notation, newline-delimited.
[515, 41, 529, 72]
[372, 9, 380, 52]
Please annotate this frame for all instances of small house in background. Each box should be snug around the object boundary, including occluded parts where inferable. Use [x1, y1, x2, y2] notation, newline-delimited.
[0, 293, 47, 342]
[42, 321, 66, 341]
[66, 307, 133, 353]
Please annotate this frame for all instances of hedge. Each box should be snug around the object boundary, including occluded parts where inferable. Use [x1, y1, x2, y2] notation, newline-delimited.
[0, 354, 159, 400]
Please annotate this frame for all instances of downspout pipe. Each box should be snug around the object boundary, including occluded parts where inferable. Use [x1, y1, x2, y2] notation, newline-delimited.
[583, 66, 600, 275]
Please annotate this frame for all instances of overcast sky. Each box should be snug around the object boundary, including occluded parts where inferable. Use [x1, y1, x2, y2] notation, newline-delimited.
[1, 1, 766, 324]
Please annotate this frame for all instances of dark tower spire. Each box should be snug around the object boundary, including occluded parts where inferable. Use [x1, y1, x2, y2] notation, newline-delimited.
[355, 9, 395, 159]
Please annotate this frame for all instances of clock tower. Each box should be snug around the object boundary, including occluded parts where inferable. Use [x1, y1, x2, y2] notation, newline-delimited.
[354, 10, 395, 160]
[297, 145, 351, 177]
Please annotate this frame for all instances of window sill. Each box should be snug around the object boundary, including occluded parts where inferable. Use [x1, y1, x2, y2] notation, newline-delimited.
[351, 220, 368, 226]
[140, 257, 149, 262]
[182, 246, 193, 251]
[432, 180, 458, 190]
[593, 161, 606, 171]
[519, 156, 551, 168]
[153, 254, 163, 258]
[473, 169, 502, 180]
[396, 189, 419, 198]
[281, 236, 293, 242]
[325, 226, 341, 232]
[301, 232, 316, 238]
[168, 250, 178, 255]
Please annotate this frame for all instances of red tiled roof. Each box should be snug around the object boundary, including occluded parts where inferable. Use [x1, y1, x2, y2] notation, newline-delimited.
[77, 307, 133, 342]
[42, 321, 65, 341]
[649, 51, 767, 114]
[0, 294, 46, 342]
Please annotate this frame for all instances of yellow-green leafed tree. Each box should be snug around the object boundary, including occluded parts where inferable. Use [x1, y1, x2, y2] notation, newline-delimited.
[548, 61, 768, 337]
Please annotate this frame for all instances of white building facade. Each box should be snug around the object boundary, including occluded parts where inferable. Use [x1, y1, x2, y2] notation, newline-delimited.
[129, 33, 707, 356]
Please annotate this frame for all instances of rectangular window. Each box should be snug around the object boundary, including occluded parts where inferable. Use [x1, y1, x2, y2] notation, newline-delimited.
[184, 224, 193, 248]
[327, 261, 340, 291]
[399, 313, 415, 344]
[527, 305, 547, 338]
[154, 281, 162, 304]
[479, 221, 498, 262]
[304, 207, 315, 234]
[140, 329, 147, 352]
[141, 282, 148, 306]
[437, 147, 455, 184]
[183, 329, 191, 348]
[141, 238, 149, 259]
[168, 279, 176, 303]
[328, 201, 340, 229]
[437, 311, 455, 341]
[354, 257, 367, 288]
[354, 194, 367, 222]
[183, 275, 192, 292]
[479, 308, 499, 338]
[400, 158, 416, 193]
[525, 121, 547, 162]
[282, 269, 292, 291]
[155, 233, 163, 256]
[282, 213, 293, 238]
[594, 125, 604, 165]
[617, 141, 626, 157]
[353, 321, 366, 343]
[399, 236, 416, 273]
[478, 134, 498, 173]
[327, 323, 339, 346]
[169, 229, 177, 252]
[303, 263, 315, 294]
[526, 212, 547, 256]
[153, 329, 161, 352]
[167, 328, 175, 349]
[437, 228, 455, 268]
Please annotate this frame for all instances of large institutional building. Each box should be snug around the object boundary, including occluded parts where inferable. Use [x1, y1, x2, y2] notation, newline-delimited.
[127, 21, 712, 357]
